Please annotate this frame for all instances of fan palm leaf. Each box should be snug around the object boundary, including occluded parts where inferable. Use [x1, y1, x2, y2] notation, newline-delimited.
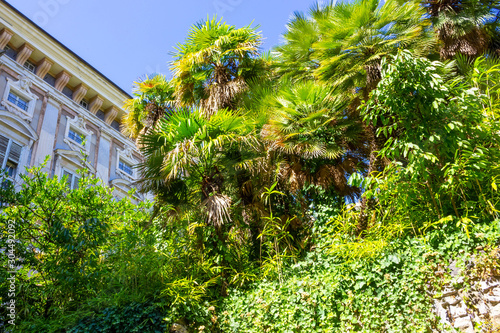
[122, 74, 175, 139]
[423, 0, 500, 59]
[171, 17, 263, 117]
[138, 108, 256, 227]
[262, 81, 365, 198]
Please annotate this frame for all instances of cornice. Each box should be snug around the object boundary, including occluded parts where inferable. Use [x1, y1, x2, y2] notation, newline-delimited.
[0, 1, 131, 108]
[0, 55, 138, 153]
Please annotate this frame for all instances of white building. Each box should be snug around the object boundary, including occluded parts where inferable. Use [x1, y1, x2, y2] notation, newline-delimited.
[0, 1, 143, 201]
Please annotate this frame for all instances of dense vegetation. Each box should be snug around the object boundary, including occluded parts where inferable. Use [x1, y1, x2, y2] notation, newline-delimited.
[2, 0, 500, 332]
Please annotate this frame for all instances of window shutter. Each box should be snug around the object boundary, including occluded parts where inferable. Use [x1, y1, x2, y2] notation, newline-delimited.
[8, 142, 22, 164]
[0, 135, 8, 163]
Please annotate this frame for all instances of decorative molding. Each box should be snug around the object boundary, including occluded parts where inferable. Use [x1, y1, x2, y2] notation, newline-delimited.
[115, 145, 138, 181]
[1, 75, 39, 122]
[54, 70, 71, 92]
[35, 57, 53, 79]
[89, 95, 104, 115]
[104, 105, 119, 125]
[72, 83, 88, 104]
[63, 114, 92, 153]
[0, 28, 13, 50]
[54, 148, 96, 179]
[15, 43, 34, 65]
[110, 178, 143, 202]
[0, 110, 38, 145]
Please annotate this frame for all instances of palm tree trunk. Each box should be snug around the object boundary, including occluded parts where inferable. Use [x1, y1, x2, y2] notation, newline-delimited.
[356, 64, 382, 235]
[357, 124, 378, 236]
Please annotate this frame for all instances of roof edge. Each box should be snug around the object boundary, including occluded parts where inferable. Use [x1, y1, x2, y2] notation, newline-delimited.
[1, 0, 132, 99]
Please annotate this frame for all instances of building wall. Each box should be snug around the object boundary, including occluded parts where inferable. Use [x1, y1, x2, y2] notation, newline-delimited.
[0, 1, 143, 202]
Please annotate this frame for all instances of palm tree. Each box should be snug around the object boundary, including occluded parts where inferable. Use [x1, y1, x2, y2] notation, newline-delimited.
[423, 0, 500, 59]
[272, 5, 331, 82]
[306, 0, 432, 233]
[314, 0, 431, 99]
[261, 81, 365, 199]
[122, 74, 175, 139]
[138, 108, 256, 228]
[171, 17, 265, 117]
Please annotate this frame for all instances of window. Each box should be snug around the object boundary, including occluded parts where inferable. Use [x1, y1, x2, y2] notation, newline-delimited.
[67, 128, 85, 145]
[0, 134, 22, 179]
[111, 120, 121, 131]
[116, 147, 137, 180]
[80, 99, 89, 110]
[96, 110, 105, 121]
[4, 45, 17, 60]
[63, 115, 92, 153]
[62, 169, 80, 190]
[62, 86, 73, 99]
[7, 91, 29, 111]
[118, 159, 133, 176]
[23, 60, 36, 73]
[44, 73, 56, 87]
[2, 77, 39, 122]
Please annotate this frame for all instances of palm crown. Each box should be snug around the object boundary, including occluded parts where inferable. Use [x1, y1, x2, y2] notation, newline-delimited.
[171, 17, 263, 116]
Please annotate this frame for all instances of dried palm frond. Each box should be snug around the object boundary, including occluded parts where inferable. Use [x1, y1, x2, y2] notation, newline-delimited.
[202, 193, 232, 228]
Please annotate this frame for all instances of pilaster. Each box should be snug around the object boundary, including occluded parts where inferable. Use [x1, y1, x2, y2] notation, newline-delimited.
[15, 43, 34, 65]
[72, 83, 88, 104]
[54, 70, 71, 92]
[0, 28, 13, 50]
[35, 58, 53, 79]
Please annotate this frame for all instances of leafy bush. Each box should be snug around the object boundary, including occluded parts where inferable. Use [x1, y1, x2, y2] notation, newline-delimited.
[218, 221, 500, 333]
[69, 302, 167, 333]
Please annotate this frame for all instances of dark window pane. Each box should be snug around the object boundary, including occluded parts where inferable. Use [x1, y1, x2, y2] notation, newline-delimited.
[44, 74, 56, 87]
[62, 86, 73, 99]
[96, 110, 105, 121]
[111, 120, 120, 131]
[4, 45, 17, 60]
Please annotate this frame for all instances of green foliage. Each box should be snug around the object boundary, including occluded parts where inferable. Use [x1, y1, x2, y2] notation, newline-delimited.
[5, 2, 500, 332]
[362, 50, 500, 235]
[69, 302, 167, 333]
[171, 17, 265, 116]
[218, 221, 500, 333]
[123, 74, 175, 138]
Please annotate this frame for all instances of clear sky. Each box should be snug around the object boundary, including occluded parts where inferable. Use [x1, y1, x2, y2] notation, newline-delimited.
[9, 0, 314, 94]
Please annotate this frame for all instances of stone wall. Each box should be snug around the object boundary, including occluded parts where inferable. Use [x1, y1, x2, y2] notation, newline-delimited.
[433, 253, 500, 332]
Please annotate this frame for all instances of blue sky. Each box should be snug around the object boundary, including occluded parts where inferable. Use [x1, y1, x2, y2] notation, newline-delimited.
[10, 0, 314, 94]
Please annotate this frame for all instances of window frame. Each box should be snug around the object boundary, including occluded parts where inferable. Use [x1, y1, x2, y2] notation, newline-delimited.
[80, 99, 89, 110]
[118, 159, 134, 177]
[1, 77, 38, 121]
[61, 168, 80, 190]
[67, 127, 85, 146]
[7, 91, 29, 111]
[0, 134, 23, 180]
[63, 115, 92, 152]
[115, 147, 138, 180]
[23, 60, 36, 73]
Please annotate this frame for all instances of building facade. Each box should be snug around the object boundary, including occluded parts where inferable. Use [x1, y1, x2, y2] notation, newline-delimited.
[0, 1, 143, 201]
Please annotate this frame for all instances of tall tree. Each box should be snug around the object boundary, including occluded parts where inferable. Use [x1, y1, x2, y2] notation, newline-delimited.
[123, 74, 175, 139]
[261, 81, 365, 199]
[310, 0, 431, 233]
[138, 108, 256, 228]
[313, 0, 431, 100]
[423, 0, 500, 59]
[171, 17, 264, 117]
